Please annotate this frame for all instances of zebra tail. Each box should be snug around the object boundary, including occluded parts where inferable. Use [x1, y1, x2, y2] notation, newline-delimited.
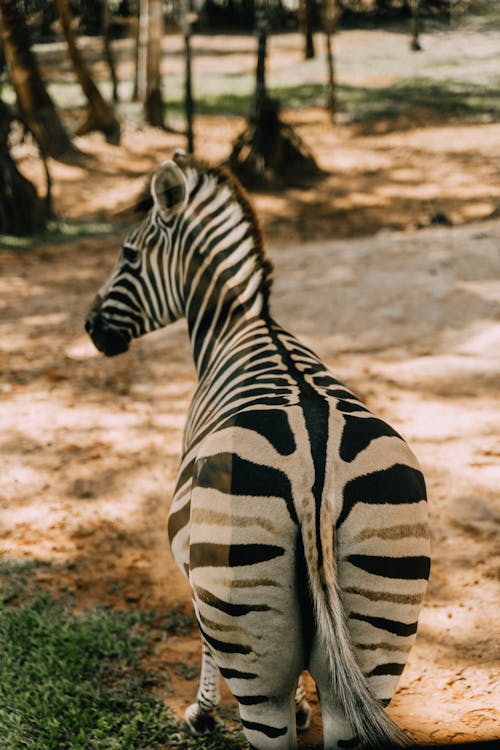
[303, 522, 413, 748]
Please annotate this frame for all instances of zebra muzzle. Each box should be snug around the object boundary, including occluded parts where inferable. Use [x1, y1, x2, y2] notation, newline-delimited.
[85, 313, 131, 357]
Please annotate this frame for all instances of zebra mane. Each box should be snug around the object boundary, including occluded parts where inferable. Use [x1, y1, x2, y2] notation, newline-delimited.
[134, 159, 274, 311]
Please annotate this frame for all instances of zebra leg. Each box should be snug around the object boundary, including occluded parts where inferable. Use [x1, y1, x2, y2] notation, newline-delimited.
[237, 693, 297, 750]
[318, 701, 360, 750]
[183, 641, 220, 735]
[309, 642, 359, 750]
[294, 674, 311, 731]
[310, 639, 404, 750]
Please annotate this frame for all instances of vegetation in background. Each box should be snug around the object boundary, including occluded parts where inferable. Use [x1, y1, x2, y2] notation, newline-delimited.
[0, 0, 498, 236]
[0, 558, 246, 750]
[0, 0, 72, 158]
[55, 0, 120, 141]
[0, 100, 52, 236]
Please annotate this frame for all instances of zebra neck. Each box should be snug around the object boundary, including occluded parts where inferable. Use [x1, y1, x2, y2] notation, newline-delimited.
[183, 232, 267, 378]
[179, 171, 271, 378]
[187, 291, 266, 379]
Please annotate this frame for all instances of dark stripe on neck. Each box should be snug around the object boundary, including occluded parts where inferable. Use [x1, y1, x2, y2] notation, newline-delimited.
[190, 258, 260, 374]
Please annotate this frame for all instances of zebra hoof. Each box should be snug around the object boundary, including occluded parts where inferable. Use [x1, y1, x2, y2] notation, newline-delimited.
[183, 704, 217, 736]
[296, 702, 312, 732]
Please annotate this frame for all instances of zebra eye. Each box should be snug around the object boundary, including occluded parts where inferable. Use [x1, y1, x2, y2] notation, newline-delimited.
[122, 246, 139, 263]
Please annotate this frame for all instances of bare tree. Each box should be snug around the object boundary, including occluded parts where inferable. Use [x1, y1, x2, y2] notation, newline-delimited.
[137, 0, 164, 126]
[55, 0, 121, 142]
[0, 99, 51, 235]
[299, 0, 316, 59]
[130, 0, 141, 101]
[322, 0, 340, 120]
[103, 0, 120, 102]
[409, 0, 422, 51]
[181, 0, 195, 153]
[0, 0, 73, 158]
[79, 0, 104, 35]
[229, 2, 322, 188]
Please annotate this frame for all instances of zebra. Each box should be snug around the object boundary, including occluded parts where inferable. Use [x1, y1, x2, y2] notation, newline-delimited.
[85, 151, 430, 750]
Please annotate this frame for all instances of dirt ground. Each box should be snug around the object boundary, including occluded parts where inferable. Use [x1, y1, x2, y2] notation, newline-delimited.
[1, 41, 500, 745]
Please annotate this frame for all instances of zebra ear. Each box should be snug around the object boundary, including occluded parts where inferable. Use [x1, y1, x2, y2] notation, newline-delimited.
[151, 161, 187, 217]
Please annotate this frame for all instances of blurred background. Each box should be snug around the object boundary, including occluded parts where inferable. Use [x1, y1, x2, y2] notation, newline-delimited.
[1, 0, 499, 237]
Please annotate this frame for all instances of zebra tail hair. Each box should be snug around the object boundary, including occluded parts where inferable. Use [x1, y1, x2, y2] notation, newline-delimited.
[303, 523, 413, 748]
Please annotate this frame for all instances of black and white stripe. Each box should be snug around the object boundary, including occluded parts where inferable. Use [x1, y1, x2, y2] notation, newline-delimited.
[86, 152, 430, 750]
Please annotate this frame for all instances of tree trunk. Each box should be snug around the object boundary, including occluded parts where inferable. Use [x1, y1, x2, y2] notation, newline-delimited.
[252, 4, 268, 171]
[103, 0, 119, 102]
[0, 99, 51, 235]
[40, 2, 55, 40]
[55, 0, 121, 142]
[137, 0, 164, 127]
[130, 0, 140, 101]
[229, 4, 322, 188]
[323, 0, 339, 120]
[410, 0, 422, 51]
[0, 0, 73, 158]
[182, 1, 195, 153]
[79, 0, 103, 36]
[299, 0, 315, 60]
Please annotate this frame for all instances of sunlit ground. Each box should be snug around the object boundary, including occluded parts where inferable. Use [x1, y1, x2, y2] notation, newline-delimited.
[1, 217, 499, 744]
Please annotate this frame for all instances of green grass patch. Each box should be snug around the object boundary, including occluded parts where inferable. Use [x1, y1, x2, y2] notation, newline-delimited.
[344, 78, 500, 120]
[0, 558, 52, 605]
[0, 558, 245, 750]
[0, 220, 117, 250]
[174, 662, 198, 681]
[159, 77, 500, 121]
[271, 78, 500, 121]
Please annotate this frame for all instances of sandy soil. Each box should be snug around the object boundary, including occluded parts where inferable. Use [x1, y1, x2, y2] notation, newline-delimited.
[1, 99, 499, 745]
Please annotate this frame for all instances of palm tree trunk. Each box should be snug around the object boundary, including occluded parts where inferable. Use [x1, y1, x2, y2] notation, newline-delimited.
[0, 0, 73, 158]
[55, 0, 120, 142]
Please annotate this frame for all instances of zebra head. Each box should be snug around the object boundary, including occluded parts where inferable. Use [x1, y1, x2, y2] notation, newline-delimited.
[85, 152, 191, 357]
